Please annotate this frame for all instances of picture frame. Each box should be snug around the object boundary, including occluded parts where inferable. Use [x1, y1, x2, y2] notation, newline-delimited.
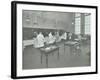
[11, 1, 98, 79]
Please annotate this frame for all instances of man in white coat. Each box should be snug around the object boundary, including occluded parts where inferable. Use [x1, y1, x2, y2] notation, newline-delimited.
[61, 32, 67, 40]
[48, 32, 56, 44]
[34, 32, 45, 48]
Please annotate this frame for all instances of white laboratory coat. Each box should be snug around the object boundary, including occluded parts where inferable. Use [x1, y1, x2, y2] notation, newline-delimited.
[61, 32, 67, 40]
[69, 33, 72, 40]
[55, 32, 61, 42]
[48, 33, 55, 44]
[34, 33, 45, 48]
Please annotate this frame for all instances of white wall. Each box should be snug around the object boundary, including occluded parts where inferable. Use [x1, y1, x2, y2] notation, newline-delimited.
[0, 0, 99, 80]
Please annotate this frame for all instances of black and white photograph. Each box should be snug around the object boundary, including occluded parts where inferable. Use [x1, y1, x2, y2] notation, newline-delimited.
[22, 10, 91, 69]
[11, 1, 97, 79]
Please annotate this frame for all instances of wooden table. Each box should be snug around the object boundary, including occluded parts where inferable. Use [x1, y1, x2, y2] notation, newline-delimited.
[64, 41, 80, 55]
[39, 45, 59, 68]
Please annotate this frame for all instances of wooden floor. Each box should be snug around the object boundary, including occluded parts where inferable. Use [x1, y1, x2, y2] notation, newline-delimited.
[23, 41, 91, 69]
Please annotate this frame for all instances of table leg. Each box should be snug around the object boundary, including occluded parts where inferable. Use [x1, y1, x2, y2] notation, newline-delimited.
[64, 44, 65, 53]
[70, 46, 72, 55]
[46, 54, 48, 68]
[58, 48, 59, 60]
[41, 53, 42, 64]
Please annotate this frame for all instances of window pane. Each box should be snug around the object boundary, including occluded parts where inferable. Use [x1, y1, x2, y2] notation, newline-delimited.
[75, 17, 81, 34]
[75, 13, 81, 17]
[85, 15, 91, 34]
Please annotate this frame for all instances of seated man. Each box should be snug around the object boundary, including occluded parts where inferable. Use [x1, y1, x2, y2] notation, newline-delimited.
[68, 32, 72, 40]
[60, 32, 67, 41]
[34, 32, 45, 48]
[55, 31, 61, 42]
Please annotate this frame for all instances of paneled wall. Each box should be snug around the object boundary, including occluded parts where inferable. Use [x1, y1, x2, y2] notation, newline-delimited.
[23, 10, 74, 32]
[22, 10, 75, 40]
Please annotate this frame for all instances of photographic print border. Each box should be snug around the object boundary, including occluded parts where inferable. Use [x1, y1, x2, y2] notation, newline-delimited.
[11, 1, 98, 79]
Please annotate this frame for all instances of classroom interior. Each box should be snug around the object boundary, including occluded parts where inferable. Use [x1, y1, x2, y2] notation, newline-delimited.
[22, 10, 91, 69]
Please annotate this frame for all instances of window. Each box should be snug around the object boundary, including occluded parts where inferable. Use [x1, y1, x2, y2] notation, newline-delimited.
[85, 14, 91, 34]
[75, 13, 81, 34]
